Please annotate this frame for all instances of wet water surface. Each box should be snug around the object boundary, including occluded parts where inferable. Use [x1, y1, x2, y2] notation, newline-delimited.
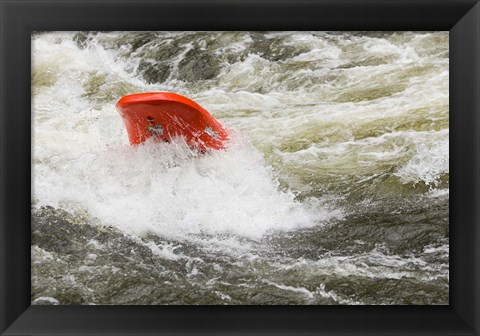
[32, 31, 449, 305]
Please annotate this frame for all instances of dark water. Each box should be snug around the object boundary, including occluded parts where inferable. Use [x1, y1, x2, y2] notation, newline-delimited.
[32, 31, 449, 305]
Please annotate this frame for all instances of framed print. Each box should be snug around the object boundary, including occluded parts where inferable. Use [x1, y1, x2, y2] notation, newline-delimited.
[1, 0, 479, 335]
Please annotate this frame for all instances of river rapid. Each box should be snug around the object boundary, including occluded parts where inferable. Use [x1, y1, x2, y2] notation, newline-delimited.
[32, 31, 449, 305]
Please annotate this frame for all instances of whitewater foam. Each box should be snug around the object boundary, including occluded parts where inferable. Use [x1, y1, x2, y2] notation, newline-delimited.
[34, 133, 336, 239]
[32, 31, 447, 239]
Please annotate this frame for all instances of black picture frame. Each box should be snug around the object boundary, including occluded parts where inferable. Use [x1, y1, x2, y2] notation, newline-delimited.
[1, 0, 479, 335]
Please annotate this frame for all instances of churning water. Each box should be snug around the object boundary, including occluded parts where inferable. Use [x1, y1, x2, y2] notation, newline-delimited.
[31, 31, 449, 305]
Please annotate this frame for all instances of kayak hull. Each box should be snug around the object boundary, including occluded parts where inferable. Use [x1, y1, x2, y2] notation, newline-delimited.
[116, 92, 228, 150]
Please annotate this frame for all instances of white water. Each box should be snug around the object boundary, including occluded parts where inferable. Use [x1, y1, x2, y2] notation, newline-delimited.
[34, 134, 338, 238]
[32, 33, 344, 240]
[32, 32, 449, 238]
[31, 32, 449, 304]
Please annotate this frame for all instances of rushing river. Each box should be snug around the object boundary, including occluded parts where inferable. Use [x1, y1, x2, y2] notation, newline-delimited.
[31, 31, 449, 305]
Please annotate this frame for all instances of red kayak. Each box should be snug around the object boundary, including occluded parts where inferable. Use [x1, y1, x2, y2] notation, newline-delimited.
[116, 92, 228, 151]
